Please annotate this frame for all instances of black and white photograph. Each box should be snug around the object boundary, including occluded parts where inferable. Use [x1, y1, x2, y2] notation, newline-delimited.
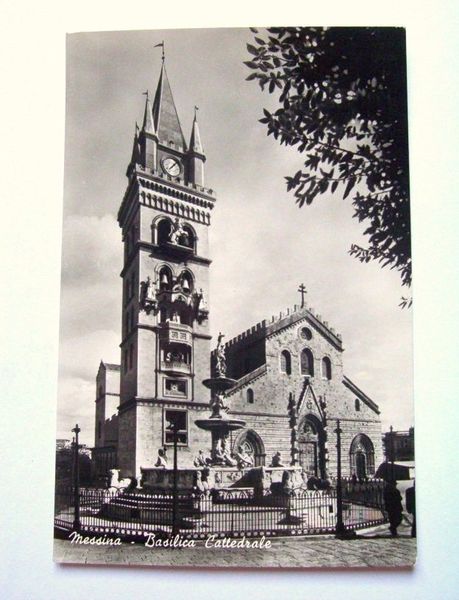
[51, 26, 417, 568]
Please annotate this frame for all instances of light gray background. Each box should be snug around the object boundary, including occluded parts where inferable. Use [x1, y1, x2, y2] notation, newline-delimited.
[1, 0, 458, 598]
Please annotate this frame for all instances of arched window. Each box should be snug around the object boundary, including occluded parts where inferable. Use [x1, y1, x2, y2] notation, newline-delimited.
[157, 218, 172, 245]
[97, 420, 102, 440]
[180, 271, 193, 294]
[98, 386, 103, 399]
[300, 348, 314, 376]
[280, 350, 292, 375]
[321, 356, 332, 380]
[247, 388, 254, 404]
[181, 225, 195, 251]
[355, 398, 361, 411]
[159, 266, 172, 291]
[350, 434, 375, 478]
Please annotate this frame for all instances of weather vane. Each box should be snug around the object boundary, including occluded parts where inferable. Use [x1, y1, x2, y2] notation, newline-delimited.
[154, 41, 165, 62]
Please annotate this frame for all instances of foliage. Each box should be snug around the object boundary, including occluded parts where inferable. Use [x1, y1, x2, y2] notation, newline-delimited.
[245, 27, 411, 294]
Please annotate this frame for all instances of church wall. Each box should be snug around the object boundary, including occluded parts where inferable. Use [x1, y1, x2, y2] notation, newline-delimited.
[326, 419, 383, 478]
[133, 403, 213, 473]
[136, 327, 157, 398]
[118, 405, 137, 477]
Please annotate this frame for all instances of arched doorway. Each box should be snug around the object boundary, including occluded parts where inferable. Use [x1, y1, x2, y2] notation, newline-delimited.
[350, 434, 375, 479]
[298, 415, 326, 478]
[233, 429, 265, 466]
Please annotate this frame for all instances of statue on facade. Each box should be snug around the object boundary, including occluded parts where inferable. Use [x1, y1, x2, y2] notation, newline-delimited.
[215, 332, 226, 377]
[270, 452, 285, 468]
[169, 217, 186, 245]
[155, 448, 168, 468]
[139, 276, 157, 314]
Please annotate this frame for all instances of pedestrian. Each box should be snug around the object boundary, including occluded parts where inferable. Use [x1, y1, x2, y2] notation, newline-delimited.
[384, 480, 403, 536]
[405, 482, 416, 538]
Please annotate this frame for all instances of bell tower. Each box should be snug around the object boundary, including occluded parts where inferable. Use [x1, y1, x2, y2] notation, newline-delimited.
[117, 59, 215, 477]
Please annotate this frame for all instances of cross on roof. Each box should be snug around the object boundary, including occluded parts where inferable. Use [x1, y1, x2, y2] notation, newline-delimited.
[298, 284, 307, 308]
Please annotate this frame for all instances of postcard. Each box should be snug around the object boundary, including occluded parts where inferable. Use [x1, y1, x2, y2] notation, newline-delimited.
[54, 27, 416, 568]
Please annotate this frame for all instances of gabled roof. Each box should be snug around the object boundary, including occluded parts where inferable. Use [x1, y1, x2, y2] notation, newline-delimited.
[152, 63, 186, 150]
[343, 375, 380, 414]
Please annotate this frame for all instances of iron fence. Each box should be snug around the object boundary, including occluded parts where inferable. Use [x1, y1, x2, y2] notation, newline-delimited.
[54, 484, 386, 541]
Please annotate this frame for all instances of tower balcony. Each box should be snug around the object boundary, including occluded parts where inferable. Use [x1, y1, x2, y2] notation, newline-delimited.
[159, 322, 193, 346]
[160, 360, 192, 375]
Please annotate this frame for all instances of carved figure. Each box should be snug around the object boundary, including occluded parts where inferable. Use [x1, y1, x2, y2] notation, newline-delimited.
[235, 447, 254, 469]
[214, 437, 237, 467]
[210, 392, 227, 418]
[108, 469, 133, 490]
[169, 217, 186, 245]
[270, 452, 285, 468]
[215, 332, 226, 377]
[193, 450, 211, 467]
[155, 448, 168, 468]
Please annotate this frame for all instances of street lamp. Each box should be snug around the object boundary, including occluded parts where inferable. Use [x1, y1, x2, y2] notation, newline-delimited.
[71, 424, 81, 531]
[166, 420, 180, 536]
[334, 419, 346, 538]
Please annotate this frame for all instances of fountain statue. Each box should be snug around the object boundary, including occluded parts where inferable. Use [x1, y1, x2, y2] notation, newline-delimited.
[195, 332, 246, 466]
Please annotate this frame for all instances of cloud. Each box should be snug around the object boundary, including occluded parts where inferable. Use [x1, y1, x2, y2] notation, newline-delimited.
[61, 213, 121, 288]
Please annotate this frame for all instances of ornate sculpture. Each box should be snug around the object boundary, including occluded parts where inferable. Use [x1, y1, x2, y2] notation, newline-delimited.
[270, 452, 285, 468]
[214, 437, 237, 467]
[194, 288, 209, 323]
[139, 276, 157, 314]
[169, 217, 186, 245]
[155, 448, 168, 468]
[215, 332, 226, 377]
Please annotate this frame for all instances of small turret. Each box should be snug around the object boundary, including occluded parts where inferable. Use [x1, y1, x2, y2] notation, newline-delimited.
[138, 94, 158, 171]
[188, 107, 206, 186]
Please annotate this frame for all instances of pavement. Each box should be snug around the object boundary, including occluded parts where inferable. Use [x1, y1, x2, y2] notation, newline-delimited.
[53, 520, 416, 569]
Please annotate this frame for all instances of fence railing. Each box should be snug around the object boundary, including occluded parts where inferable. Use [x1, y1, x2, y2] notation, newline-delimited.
[54, 483, 386, 541]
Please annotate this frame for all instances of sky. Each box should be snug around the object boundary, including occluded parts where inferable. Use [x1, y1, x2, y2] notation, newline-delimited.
[58, 28, 414, 445]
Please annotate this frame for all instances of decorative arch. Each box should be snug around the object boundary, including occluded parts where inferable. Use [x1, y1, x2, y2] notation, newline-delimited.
[233, 429, 265, 466]
[280, 350, 292, 375]
[321, 356, 332, 380]
[178, 269, 194, 294]
[300, 348, 314, 376]
[355, 398, 361, 412]
[158, 264, 173, 291]
[350, 433, 375, 479]
[297, 414, 326, 478]
[181, 223, 197, 251]
[155, 217, 172, 245]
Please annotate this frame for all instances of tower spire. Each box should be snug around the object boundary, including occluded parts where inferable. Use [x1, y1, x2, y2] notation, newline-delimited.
[141, 90, 155, 135]
[152, 62, 186, 150]
[189, 106, 204, 155]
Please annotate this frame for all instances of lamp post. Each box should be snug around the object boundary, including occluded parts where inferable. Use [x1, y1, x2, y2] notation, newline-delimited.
[390, 425, 395, 482]
[334, 419, 346, 538]
[71, 424, 81, 531]
[168, 421, 179, 536]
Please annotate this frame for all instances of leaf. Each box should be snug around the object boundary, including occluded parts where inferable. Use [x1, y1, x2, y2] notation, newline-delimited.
[247, 44, 259, 56]
[343, 177, 355, 200]
[245, 72, 258, 81]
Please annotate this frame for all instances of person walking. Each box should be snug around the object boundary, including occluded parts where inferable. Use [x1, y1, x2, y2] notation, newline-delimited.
[406, 482, 416, 538]
[384, 480, 403, 537]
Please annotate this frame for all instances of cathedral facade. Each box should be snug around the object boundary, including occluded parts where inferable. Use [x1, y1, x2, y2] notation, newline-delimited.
[93, 61, 383, 481]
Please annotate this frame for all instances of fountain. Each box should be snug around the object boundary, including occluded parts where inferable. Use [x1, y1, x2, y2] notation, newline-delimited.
[195, 333, 246, 467]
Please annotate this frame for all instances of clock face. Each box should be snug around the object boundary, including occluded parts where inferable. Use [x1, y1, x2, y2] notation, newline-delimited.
[162, 156, 181, 177]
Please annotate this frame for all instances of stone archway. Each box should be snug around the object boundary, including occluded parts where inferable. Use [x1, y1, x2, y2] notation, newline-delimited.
[350, 434, 375, 479]
[298, 414, 326, 479]
[233, 429, 266, 467]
